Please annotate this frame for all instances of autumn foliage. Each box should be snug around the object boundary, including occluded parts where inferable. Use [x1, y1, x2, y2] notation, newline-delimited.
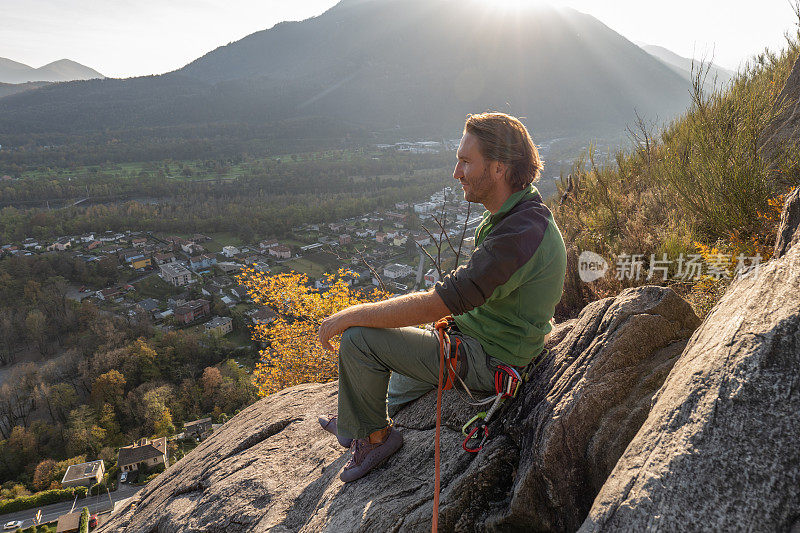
[237, 268, 391, 396]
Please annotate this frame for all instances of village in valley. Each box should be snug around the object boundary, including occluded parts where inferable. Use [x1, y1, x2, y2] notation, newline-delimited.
[0, 182, 486, 530]
[1, 184, 480, 351]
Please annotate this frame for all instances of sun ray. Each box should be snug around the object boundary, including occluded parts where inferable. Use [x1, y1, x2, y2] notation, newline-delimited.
[476, 0, 566, 12]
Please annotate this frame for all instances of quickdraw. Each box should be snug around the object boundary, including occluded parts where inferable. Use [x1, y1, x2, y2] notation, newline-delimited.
[461, 363, 526, 453]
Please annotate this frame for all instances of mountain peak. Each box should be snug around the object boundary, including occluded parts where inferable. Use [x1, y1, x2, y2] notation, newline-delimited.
[1, 0, 689, 142]
[0, 56, 104, 83]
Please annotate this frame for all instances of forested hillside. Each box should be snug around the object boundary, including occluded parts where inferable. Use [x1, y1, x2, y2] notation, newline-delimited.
[0, 0, 689, 163]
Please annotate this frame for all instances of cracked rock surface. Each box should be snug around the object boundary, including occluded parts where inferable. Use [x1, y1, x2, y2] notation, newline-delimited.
[579, 241, 800, 532]
[99, 286, 699, 532]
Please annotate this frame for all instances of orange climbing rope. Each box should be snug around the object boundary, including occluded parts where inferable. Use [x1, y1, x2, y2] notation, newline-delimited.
[432, 324, 445, 533]
[432, 316, 460, 532]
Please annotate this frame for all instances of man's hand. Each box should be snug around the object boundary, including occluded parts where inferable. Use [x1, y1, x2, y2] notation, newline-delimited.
[318, 309, 353, 352]
[316, 290, 451, 352]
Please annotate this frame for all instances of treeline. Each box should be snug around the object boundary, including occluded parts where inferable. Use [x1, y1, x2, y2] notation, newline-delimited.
[0, 149, 450, 202]
[0, 114, 370, 174]
[0, 167, 451, 243]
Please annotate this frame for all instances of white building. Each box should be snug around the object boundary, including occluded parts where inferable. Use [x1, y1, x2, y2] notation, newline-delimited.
[268, 245, 291, 259]
[160, 263, 192, 286]
[383, 263, 413, 279]
[222, 246, 240, 258]
[424, 268, 440, 287]
[414, 202, 438, 214]
[217, 261, 241, 274]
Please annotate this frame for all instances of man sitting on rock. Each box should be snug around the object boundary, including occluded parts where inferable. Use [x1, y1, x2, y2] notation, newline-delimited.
[318, 112, 567, 482]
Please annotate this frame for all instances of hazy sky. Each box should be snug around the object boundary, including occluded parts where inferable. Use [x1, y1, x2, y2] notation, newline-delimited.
[0, 0, 796, 78]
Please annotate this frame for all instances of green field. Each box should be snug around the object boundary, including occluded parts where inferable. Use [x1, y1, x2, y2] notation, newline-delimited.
[18, 149, 377, 183]
[19, 159, 251, 182]
[282, 257, 327, 278]
[281, 248, 342, 278]
[203, 233, 246, 253]
[133, 275, 181, 300]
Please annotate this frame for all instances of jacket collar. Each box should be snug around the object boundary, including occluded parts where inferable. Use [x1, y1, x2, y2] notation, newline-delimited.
[484, 184, 540, 223]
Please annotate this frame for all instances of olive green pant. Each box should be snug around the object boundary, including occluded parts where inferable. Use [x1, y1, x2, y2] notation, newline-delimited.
[336, 325, 498, 441]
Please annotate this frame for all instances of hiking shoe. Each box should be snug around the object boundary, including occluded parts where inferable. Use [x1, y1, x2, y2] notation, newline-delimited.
[318, 414, 353, 448]
[340, 427, 403, 483]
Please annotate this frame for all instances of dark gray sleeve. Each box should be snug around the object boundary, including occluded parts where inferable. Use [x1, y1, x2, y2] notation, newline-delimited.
[433, 211, 546, 315]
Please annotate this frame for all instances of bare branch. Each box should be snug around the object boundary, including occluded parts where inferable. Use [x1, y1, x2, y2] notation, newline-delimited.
[419, 223, 444, 279]
[432, 214, 458, 260]
[326, 244, 386, 293]
[415, 240, 441, 279]
[454, 201, 471, 267]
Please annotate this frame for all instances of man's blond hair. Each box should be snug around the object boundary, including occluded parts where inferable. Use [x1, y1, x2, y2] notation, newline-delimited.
[464, 112, 543, 189]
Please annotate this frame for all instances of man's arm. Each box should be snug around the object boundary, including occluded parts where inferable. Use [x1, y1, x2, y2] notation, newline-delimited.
[317, 289, 450, 351]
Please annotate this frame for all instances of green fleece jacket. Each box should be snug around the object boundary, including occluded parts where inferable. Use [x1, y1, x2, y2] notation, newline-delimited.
[434, 184, 567, 367]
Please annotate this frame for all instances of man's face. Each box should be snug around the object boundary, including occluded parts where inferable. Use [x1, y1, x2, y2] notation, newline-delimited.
[453, 132, 494, 204]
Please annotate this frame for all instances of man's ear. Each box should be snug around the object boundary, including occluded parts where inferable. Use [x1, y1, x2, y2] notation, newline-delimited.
[491, 160, 508, 182]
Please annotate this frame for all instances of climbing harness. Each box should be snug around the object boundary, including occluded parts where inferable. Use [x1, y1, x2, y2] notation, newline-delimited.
[431, 315, 547, 531]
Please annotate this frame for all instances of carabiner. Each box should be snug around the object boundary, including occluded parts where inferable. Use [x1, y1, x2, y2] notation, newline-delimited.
[462, 424, 489, 453]
[461, 412, 486, 436]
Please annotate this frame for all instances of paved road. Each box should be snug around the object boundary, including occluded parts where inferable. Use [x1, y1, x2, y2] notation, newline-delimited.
[0, 483, 142, 529]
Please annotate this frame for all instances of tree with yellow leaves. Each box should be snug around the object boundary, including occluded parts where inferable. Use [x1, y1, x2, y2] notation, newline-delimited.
[237, 268, 391, 396]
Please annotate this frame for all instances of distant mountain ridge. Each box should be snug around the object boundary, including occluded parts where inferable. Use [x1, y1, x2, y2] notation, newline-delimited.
[0, 0, 691, 145]
[638, 43, 735, 86]
[0, 57, 104, 83]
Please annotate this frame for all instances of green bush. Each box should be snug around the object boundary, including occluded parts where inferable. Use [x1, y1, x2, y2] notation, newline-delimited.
[136, 462, 150, 478]
[552, 34, 800, 316]
[106, 464, 120, 481]
[0, 487, 87, 514]
[79, 507, 89, 533]
[88, 482, 107, 496]
[141, 462, 166, 484]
